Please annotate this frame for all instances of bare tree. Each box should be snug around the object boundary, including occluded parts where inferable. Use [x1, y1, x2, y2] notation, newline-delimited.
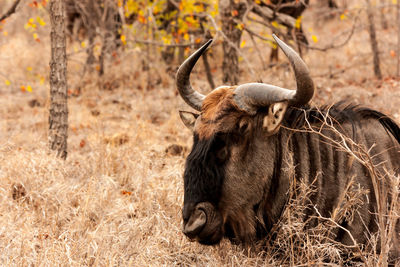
[380, 0, 388, 30]
[365, 0, 382, 79]
[49, 0, 68, 159]
[397, 0, 400, 76]
[219, 0, 247, 85]
[65, 0, 122, 77]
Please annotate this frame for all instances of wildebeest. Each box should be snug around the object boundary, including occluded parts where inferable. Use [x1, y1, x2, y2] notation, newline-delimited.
[176, 36, 400, 261]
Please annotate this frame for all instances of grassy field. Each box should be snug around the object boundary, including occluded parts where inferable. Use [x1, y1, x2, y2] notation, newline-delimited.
[0, 1, 399, 266]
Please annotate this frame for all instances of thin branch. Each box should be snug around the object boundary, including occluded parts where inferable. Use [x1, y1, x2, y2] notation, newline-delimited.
[133, 39, 199, 48]
[251, 4, 296, 28]
[247, 29, 267, 71]
[202, 13, 259, 80]
[301, 12, 360, 51]
[244, 27, 273, 43]
[0, 0, 22, 22]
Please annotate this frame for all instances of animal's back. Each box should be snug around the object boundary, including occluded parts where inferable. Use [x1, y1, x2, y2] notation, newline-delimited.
[283, 104, 400, 259]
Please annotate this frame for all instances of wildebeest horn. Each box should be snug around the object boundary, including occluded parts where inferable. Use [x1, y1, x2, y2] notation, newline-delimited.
[233, 34, 314, 113]
[176, 40, 213, 111]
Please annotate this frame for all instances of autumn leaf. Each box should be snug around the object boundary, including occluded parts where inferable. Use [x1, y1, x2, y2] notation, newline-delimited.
[33, 33, 40, 42]
[120, 34, 127, 45]
[36, 16, 46, 26]
[38, 76, 45, 85]
[295, 16, 302, 29]
[235, 23, 244, 30]
[79, 139, 86, 148]
[138, 15, 146, 24]
[311, 35, 318, 43]
[121, 190, 132, 196]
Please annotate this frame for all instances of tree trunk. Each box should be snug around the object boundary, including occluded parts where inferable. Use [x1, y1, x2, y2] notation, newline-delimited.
[365, 0, 382, 79]
[380, 0, 388, 30]
[219, 0, 246, 85]
[49, 0, 68, 160]
[397, 0, 400, 76]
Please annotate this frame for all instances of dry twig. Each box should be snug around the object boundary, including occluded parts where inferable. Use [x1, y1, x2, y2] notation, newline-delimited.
[0, 0, 22, 22]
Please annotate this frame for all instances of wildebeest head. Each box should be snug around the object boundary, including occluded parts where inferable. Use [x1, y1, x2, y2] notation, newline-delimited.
[176, 35, 314, 244]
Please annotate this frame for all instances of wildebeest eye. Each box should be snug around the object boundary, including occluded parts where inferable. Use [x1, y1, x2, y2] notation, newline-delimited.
[216, 146, 229, 162]
[213, 136, 229, 162]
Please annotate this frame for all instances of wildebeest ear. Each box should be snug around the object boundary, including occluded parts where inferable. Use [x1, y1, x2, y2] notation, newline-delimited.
[179, 111, 199, 131]
[263, 101, 288, 134]
[238, 117, 251, 135]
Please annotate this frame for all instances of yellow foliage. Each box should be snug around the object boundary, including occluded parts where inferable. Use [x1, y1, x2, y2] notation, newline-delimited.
[271, 21, 285, 30]
[38, 76, 45, 85]
[235, 23, 244, 31]
[311, 35, 318, 43]
[121, 34, 127, 45]
[123, 0, 218, 44]
[295, 16, 302, 29]
[162, 36, 171, 45]
[36, 16, 46, 26]
[183, 33, 190, 41]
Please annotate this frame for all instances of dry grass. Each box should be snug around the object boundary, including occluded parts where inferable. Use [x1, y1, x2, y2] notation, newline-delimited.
[0, 0, 399, 266]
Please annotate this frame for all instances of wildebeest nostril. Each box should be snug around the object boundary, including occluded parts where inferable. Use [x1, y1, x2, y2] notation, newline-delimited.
[183, 208, 206, 238]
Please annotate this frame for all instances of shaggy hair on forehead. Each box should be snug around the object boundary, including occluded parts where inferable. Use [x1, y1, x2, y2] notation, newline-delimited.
[201, 87, 236, 122]
[197, 87, 244, 139]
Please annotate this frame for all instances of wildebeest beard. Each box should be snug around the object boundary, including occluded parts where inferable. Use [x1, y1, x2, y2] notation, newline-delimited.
[183, 133, 227, 207]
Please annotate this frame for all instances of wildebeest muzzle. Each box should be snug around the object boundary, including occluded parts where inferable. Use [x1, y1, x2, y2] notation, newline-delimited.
[182, 202, 224, 245]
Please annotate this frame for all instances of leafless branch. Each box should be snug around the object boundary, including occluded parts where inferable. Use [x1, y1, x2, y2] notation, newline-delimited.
[251, 4, 296, 28]
[203, 13, 259, 80]
[0, 0, 22, 22]
[302, 12, 360, 52]
[133, 39, 199, 48]
[244, 27, 273, 43]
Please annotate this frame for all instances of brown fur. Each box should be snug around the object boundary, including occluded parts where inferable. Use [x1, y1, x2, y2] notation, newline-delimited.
[196, 86, 242, 139]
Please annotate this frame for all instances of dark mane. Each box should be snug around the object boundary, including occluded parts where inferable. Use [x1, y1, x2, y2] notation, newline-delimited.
[283, 102, 400, 144]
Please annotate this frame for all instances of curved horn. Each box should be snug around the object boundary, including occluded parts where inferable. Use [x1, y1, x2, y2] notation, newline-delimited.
[233, 35, 314, 113]
[176, 40, 213, 111]
[273, 34, 314, 106]
[234, 83, 295, 114]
